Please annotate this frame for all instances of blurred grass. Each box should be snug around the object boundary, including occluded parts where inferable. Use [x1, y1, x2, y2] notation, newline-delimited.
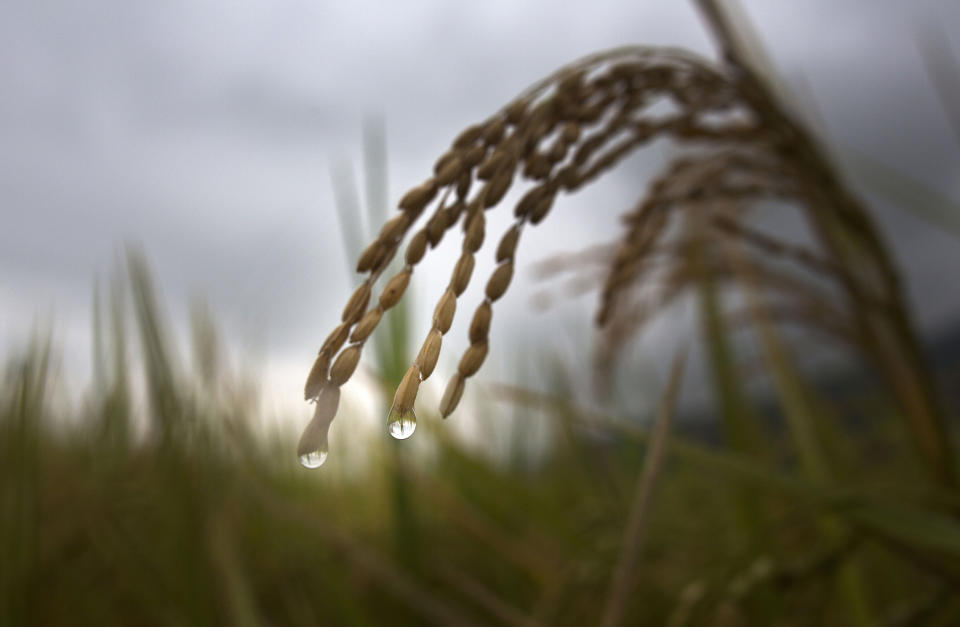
[2, 243, 959, 626]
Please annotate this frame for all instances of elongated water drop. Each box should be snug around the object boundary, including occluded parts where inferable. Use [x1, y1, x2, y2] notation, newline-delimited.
[387, 407, 417, 440]
[299, 443, 328, 468]
[296, 386, 340, 469]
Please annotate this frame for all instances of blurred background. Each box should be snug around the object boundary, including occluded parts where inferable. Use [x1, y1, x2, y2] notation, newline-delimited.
[2, 1, 960, 625]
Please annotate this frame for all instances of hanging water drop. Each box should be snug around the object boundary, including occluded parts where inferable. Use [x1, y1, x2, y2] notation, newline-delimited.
[298, 442, 329, 469]
[387, 407, 417, 440]
[296, 386, 339, 470]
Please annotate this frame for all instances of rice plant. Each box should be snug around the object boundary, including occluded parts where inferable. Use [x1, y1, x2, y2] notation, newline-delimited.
[4, 1, 960, 625]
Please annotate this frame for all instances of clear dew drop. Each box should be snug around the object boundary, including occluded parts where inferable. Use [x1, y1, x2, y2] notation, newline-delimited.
[387, 408, 417, 440]
[298, 444, 329, 469]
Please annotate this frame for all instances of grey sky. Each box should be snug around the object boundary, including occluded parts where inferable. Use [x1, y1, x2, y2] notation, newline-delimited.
[1, 1, 959, 415]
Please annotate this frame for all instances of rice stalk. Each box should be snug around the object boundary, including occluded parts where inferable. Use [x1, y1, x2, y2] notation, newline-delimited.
[600, 348, 687, 627]
[299, 0, 953, 496]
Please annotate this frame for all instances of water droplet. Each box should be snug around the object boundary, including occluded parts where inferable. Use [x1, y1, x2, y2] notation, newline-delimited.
[298, 443, 328, 469]
[387, 408, 417, 440]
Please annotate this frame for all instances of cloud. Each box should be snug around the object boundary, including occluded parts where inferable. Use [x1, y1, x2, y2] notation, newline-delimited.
[1, 0, 959, 410]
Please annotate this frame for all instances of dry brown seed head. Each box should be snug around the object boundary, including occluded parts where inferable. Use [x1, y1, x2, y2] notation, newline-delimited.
[483, 170, 513, 208]
[573, 135, 605, 166]
[435, 154, 463, 186]
[379, 213, 410, 243]
[547, 141, 568, 164]
[523, 153, 553, 180]
[476, 150, 511, 181]
[483, 118, 506, 146]
[505, 100, 528, 126]
[577, 102, 607, 124]
[329, 344, 362, 386]
[469, 301, 493, 344]
[447, 199, 467, 225]
[350, 306, 384, 343]
[379, 269, 412, 309]
[393, 364, 422, 411]
[356, 240, 384, 273]
[612, 61, 646, 82]
[450, 251, 475, 296]
[558, 69, 585, 96]
[398, 180, 439, 214]
[561, 122, 581, 145]
[458, 341, 489, 377]
[405, 230, 428, 266]
[529, 193, 555, 225]
[515, 186, 548, 218]
[369, 243, 397, 275]
[525, 100, 558, 136]
[433, 288, 457, 333]
[426, 212, 447, 247]
[556, 165, 578, 190]
[439, 372, 466, 418]
[304, 352, 331, 400]
[439, 202, 460, 229]
[434, 150, 458, 175]
[453, 124, 484, 149]
[321, 322, 351, 356]
[416, 329, 443, 380]
[456, 173, 472, 200]
[341, 282, 372, 324]
[486, 262, 514, 301]
[463, 210, 485, 252]
[464, 195, 485, 225]
[463, 144, 487, 168]
[496, 225, 521, 263]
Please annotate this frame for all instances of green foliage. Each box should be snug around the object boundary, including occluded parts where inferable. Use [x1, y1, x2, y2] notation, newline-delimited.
[1, 249, 958, 626]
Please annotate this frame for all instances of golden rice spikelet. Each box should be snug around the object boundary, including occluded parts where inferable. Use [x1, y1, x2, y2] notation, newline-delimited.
[435, 154, 463, 186]
[485, 262, 514, 301]
[453, 124, 484, 149]
[433, 289, 457, 334]
[463, 144, 486, 167]
[515, 186, 549, 218]
[393, 364, 422, 412]
[426, 211, 448, 247]
[416, 329, 443, 380]
[321, 322, 350, 356]
[405, 230, 428, 265]
[463, 211, 485, 252]
[439, 372, 466, 418]
[329, 344, 362, 386]
[469, 301, 493, 344]
[496, 225, 521, 263]
[341, 282, 372, 324]
[528, 191, 555, 225]
[561, 121, 581, 144]
[450, 252, 475, 296]
[477, 150, 512, 181]
[458, 341, 489, 376]
[398, 180, 438, 214]
[356, 240, 384, 273]
[483, 118, 506, 146]
[350, 306, 384, 343]
[379, 269, 412, 309]
[504, 100, 527, 126]
[378, 213, 410, 243]
[484, 170, 514, 207]
[303, 352, 331, 400]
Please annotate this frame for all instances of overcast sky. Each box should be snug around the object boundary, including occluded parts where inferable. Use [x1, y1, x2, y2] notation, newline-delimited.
[2, 1, 959, 421]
